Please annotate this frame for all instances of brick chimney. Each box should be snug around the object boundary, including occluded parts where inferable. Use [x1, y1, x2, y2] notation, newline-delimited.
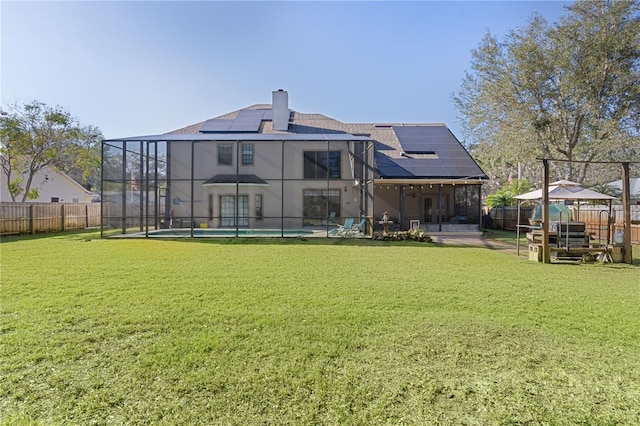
[272, 89, 289, 131]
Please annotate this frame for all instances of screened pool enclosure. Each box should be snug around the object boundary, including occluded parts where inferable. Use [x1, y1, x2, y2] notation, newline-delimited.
[101, 136, 375, 237]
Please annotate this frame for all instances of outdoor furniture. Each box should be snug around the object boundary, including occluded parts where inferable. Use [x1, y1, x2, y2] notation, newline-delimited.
[329, 218, 355, 236]
[346, 218, 368, 236]
[321, 211, 337, 225]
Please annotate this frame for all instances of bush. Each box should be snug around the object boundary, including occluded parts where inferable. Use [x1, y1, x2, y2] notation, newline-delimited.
[373, 227, 432, 242]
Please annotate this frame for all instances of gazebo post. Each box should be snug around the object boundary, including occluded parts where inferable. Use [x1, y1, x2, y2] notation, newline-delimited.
[542, 159, 551, 263]
[516, 200, 522, 256]
[622, 162, 633, 264]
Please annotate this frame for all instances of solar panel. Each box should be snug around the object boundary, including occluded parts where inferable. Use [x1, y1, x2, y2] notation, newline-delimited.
[201, 109, 269, 133]
[385, 126, 486, 179]
[229, 109, 266, 132]
[200, 119, 233, 132]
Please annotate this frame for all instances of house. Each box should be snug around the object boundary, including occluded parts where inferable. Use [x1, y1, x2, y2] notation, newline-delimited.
[607, 178, 640, 202]
[101, 90, 487, 236]
[0, 162, 95, 204]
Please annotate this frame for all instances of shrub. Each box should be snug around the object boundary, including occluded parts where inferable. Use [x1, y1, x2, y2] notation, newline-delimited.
[373, 227, 432, 242]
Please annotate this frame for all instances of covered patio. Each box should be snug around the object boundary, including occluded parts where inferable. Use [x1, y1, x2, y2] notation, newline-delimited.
[373, 179, 484, 234]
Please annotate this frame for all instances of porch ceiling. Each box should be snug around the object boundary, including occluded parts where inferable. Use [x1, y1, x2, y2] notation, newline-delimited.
[374, 178, 485, 185]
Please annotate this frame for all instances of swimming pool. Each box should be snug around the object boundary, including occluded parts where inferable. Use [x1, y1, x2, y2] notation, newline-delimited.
[145, 228, 317, 238]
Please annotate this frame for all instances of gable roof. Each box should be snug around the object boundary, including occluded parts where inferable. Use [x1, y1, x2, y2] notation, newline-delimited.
[108, 101, 487, 181]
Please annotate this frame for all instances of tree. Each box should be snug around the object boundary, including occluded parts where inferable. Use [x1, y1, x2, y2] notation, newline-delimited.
[56, 124, 103, 191]
[485, 178, 535, 208]
[0, 101, 102, 201]
[454, 1, 640, 187]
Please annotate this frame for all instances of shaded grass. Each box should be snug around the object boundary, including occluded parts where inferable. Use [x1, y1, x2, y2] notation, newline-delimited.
[1, 231, 639, 424]
[482, 228, 528, 246]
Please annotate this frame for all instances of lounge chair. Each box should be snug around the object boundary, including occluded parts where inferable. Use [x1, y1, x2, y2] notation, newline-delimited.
[329, 217, 354, 236]
[346, 217, 368, 236]
[321, 211, 337, 225]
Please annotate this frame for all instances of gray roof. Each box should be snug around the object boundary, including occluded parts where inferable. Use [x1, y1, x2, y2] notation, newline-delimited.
[106, 102, 487, 181]
[104, 133, 370, 142]
[204, 174, 268, 185]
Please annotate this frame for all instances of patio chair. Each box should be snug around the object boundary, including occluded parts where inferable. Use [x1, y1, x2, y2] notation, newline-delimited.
[329, 217, 354, 236]
[321, 211, 337, 225]
[346, 217, 368, 236]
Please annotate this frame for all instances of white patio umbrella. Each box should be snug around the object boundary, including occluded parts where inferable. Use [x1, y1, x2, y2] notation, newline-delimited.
[515, 180, 617, 201]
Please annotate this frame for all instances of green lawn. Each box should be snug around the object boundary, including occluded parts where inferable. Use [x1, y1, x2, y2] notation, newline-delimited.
[1, 231, 639, 425]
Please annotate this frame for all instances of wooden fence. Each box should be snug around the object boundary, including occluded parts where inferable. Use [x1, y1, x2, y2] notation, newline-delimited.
[0, 202, 101, 236]
[488, 206, 535, 231]
[488, 204, 640, 244]
[578, 205, 640, 244]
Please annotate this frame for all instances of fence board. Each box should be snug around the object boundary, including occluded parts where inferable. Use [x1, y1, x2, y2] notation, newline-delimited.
[579, 205, 640, 244]
[487, 204, 639, 243]
[0, 202, 101, 236]
[488, 206, 535, 230]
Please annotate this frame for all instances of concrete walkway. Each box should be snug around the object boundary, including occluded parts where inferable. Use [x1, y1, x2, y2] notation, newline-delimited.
[430, 235, 525, 257]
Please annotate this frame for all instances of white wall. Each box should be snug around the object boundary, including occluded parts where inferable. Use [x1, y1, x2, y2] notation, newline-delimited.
[0, 164, 95, 203]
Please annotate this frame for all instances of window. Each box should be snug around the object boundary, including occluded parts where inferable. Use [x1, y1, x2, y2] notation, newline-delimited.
[352, 141, 364, 181]
[255, 194, 263, 220]
[303, 151, 341, 179]
[303, 189, 340, 222]
[208, 194, 214, 220]
[218, 144, 233, 165]
[242, 144, 254, 165]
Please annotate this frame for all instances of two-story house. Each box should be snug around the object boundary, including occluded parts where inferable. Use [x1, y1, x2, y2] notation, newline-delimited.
[101, 90, 487, 237]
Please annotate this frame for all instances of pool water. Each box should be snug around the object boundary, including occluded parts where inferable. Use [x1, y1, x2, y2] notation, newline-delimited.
[147, 228, 316, 237]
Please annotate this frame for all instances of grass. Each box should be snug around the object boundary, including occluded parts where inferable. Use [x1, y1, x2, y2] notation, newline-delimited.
[481, 228, 528, 246]
[1, 231, 639, 425]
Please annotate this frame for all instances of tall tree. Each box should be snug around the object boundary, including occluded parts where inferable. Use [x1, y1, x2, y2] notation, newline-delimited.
[454, 0, 640, 187]
[0, 100, 102, 202]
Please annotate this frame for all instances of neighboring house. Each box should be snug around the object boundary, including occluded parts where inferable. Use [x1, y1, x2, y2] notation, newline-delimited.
[0, 162, 95, 203]
[101, 90, 487, 236]
[607, 178, 640, 202]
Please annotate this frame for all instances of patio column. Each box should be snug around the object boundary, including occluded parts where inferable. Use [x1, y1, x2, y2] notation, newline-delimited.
[399, 185, 405, 230]
[438, 184, 442, 232]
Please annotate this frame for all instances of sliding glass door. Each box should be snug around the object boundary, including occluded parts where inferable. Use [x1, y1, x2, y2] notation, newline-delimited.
[220, 195, 248, 227]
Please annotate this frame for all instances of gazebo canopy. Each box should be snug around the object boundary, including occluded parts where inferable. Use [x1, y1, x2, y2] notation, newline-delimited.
[515, 180, 617, 201]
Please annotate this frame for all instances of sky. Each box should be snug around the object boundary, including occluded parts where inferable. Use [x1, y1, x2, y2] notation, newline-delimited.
[1, 1, 572, 141]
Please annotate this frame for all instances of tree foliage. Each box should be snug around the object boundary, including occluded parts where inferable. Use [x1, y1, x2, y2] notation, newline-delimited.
[0, 101, 102, 202]
[485, 178, 535, 208]
[455, 0, 640, 188]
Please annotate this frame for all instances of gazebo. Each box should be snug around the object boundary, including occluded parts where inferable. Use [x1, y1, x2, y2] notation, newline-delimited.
[514, 180, 617, 260]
